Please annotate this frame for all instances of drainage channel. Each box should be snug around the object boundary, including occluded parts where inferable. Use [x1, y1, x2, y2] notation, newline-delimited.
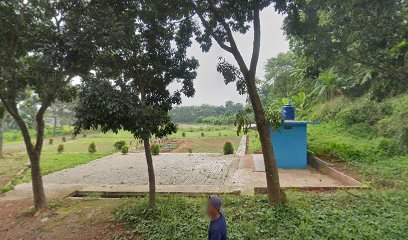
[68, 190, 241, 199]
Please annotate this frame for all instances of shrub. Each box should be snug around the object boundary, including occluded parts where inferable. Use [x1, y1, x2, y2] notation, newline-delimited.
[201, 132, 204, 137]
[121, 146, 129, 155]
[49, 138, 54, 145]
[182, 132, 186, 137]
[83, 134, 87, 138]
[188, 148, 193, 154]
[223, 142, 234, 155]
[151, 144, 160, 156]
[88, 142, 97, 154]
[57, 144, 64, 154]
[62, 136, 66, 142]
[114, 140, 127, 151]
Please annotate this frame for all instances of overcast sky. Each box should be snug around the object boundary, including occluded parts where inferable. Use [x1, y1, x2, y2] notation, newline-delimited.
[178, 7, 289, 106]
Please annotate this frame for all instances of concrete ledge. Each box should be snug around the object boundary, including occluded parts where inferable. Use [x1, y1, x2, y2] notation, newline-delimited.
[254, 185, 366, 195]
[67, 185, 242, 199]
[69, 190, 241, 199]
[236, 135, 248, 156]
[309, 157, 366, 187]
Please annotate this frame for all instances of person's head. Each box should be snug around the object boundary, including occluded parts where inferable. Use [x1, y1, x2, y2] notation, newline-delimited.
[206, 195, 223, 219]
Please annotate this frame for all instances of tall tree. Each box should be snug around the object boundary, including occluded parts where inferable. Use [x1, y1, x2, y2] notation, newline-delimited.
[184, 0, 287, 204]
[73, 0, 198, 207]
[0, 1, 89, 209]
[0, 104, 4, 158]
[261, 52, 303, 104]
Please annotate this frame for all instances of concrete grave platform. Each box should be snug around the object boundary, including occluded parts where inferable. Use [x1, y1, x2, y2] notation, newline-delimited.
[250, 154, 365, 193]
[1, 152, 365, 203]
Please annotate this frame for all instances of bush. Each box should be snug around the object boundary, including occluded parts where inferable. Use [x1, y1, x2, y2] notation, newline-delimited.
[114, 140, 127, 151]
[182, 132, 186, 137]
[121, 146, 129, 155]
[62, 136, 66, 142]
[49, 138, 54, 145]
[83, 134, 87, 138]
[201, 132, 204, 137]
[188, 148, 193, 154]
[151, 144, 160, 156]
[88, 142, 97, 154]
[57, 144, 64, 154]
[223, 142, 234, 155]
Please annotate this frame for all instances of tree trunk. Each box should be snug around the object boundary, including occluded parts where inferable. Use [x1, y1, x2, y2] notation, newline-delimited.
[53, 115, 57, 137]
[0, 115, 4, 158]
[28, 150, 47, 209]
[247, 75, 284, 205]
[18, 119, 47, 209]
[143, 137, 156, 208]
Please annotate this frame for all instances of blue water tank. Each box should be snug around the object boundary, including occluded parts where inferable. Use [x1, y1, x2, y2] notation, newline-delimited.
[281, 104, 295, 120]
[270, 121, 320, 169]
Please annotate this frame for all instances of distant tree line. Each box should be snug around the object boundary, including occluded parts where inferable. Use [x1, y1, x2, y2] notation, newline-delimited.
[170, 101, 243, 124]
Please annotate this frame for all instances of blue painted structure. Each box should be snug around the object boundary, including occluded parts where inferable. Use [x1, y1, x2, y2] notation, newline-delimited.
[270, 121, 319, 169]
[281, 104, 295, 120]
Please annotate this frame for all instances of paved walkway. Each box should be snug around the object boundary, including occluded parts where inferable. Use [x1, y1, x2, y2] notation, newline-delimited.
[0, 153, 360, 202]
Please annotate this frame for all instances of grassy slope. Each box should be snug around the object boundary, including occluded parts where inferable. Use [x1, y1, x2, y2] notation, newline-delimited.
[115, 94, 408, 239]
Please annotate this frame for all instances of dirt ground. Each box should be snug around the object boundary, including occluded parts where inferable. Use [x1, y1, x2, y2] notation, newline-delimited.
[0, 198, 138, 240]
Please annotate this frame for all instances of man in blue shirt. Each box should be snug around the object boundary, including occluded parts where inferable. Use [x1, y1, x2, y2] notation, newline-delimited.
[206, 195, 227, 240]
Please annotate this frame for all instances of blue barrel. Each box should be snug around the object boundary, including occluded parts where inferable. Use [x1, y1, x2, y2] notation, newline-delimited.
[281, 104, 295, 120]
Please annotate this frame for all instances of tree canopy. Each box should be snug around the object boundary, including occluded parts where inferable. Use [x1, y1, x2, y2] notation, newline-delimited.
[74, 0, 198, 140]
[283, 0, 408, 99]
[72, 0, 199, 207]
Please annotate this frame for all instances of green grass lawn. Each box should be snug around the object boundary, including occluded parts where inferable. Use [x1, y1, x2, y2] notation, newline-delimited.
[114, 190, 408, 240]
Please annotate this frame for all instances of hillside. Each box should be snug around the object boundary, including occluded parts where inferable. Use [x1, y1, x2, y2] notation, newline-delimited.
[306, 93, 408, 188]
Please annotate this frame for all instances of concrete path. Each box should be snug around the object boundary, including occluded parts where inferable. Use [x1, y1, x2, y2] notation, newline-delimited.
[0, 153, 361, 202]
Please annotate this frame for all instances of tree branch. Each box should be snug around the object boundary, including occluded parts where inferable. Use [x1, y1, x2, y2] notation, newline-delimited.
[34, 102, 50, 155]
[195, 11, 233, 53]
[250, 0, 261, 76]
[205, 0, 249, 76]
[0, 98, 35, 154]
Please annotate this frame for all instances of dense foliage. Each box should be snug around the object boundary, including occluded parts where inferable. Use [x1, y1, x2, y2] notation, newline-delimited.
[276, 0, 408, 100]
